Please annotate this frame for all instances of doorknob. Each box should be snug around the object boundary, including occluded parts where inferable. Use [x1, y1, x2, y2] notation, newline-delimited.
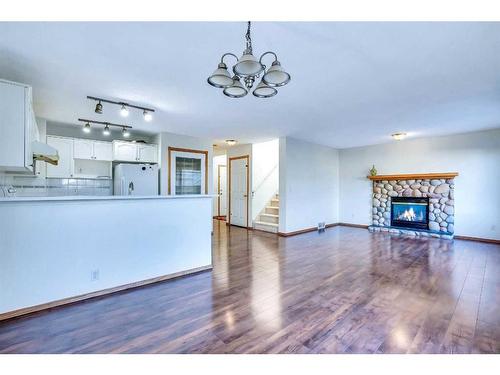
[243, 194, 248, 197]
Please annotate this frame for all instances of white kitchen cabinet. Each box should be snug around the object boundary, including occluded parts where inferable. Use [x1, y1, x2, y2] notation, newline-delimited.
[73, 139, 94, 160]
[0, 79, 37, 173]
[112, 141, 157, 163]
[46, 136, 74, 178]
[93, 141, 113, 161]
[113, 141, 138, 162]
[137, 144, 158, 163]
[74, 139, 112, 161]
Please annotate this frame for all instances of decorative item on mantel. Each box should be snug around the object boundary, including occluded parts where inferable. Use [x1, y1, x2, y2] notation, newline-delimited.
[366, 172, 459, 240]
[369, 165, 377, 176]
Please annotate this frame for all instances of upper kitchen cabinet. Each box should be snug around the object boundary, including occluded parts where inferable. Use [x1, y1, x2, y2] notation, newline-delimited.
[46, 136, 74, 178]
[113, 141, 157, 163]
[0, 79, 38, 173]
[74, 139, 112, 161]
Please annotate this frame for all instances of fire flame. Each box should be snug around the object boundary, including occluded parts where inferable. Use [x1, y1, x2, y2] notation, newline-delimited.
[400, 208, 416, 221]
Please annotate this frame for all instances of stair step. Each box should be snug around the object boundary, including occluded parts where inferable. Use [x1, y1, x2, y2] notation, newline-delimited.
[261, 213, 278, 218]
[265, 206, 279, 214]
[254, 220, 278, 227]
[254, 220, 279, 233]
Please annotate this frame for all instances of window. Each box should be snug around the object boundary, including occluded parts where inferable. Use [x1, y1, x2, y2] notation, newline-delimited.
[175, 157, 202, 195]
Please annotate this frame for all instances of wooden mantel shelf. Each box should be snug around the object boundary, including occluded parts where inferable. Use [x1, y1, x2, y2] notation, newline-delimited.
[367, 172, 459, 181]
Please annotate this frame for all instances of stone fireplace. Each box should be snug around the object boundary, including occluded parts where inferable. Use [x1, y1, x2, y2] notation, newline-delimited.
[367, 173, 458, 239]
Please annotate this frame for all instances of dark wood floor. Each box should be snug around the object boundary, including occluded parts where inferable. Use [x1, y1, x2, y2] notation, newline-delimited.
[1, 221, 499, 354]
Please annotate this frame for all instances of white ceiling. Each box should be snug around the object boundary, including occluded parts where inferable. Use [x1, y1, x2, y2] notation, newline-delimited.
[1, 22, 500, 149]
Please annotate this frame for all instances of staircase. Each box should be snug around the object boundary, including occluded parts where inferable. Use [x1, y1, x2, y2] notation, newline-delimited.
[253, 193, 279, 233]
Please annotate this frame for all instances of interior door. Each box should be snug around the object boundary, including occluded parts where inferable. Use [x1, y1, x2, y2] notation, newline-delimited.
[170, 150, 206, 195]
[218, 165, 227, 216]
[230, 157, 248, 227]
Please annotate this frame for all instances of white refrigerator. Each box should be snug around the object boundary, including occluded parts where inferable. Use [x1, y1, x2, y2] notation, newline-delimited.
[114, 163, 159, 196]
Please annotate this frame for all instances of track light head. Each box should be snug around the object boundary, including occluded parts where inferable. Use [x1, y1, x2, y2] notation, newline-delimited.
[103, 125, 110, 136]
[143, 110, 153, 122]
[95, 101, 103, 114]
[83, 122, 91, 133]
[120, 105, 129, 117]
[122, 127, 130, 138]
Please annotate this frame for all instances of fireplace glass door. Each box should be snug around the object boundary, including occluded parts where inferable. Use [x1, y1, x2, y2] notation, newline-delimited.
[390, 197, 429, 230]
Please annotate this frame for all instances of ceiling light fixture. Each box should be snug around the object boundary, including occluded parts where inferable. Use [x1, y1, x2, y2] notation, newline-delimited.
[95, 101, 103, 114]
[225, 140, 237, 146]
[122, 127, 130, 138]
[207, 22, 291, 99]
[78, 118, 132, 136]
[103, 124, 111, 136]
[392, 132, 407, 141]
[87, 96, 155, 121]
[83, 122, 91, 133]
[120, 104, 129, 117]
[143, 110, 153, 122]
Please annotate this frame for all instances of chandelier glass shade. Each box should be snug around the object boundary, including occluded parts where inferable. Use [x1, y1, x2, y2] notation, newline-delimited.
[207, 22, 290, 98]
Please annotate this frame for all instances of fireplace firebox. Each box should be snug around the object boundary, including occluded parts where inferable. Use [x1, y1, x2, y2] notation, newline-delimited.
[390, 196, 429, 230]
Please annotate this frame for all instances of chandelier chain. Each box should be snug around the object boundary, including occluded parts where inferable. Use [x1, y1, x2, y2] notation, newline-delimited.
[245, 21, 252, 54]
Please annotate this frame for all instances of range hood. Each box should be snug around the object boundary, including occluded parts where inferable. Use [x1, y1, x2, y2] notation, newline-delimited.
[31, 141, 59, 166]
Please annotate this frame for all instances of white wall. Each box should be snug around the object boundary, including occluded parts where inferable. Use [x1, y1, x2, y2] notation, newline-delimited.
[0, 196, 213, 314]
[339, 129, 500, 240]
[252, 139, 279, 221]
[212, 154, 226, 216]
[226, 144, 252, 227]
[279, 137, 340, 233]
[157, 132, 214, 196]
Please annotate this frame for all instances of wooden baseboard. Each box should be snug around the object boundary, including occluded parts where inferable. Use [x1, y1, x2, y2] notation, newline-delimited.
[0, 265, 213, 322]
[454, 235, 500, 244]
[338, 223, 370, 229]
[278, 223, 339, 237]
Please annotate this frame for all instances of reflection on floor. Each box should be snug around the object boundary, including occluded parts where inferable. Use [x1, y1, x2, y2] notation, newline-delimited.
[0, 220, 499, 353]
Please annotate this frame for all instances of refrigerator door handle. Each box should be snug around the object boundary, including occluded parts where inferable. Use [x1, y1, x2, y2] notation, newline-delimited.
[128, 181, 135, 195]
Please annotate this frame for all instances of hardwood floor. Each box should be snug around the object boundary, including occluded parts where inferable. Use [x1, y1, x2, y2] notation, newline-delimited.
[0, 221, 499, 354]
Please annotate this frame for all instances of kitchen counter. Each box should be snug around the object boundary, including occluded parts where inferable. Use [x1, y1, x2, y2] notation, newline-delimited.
[0, 194, 214, 203]
[0, 193, 213, 318]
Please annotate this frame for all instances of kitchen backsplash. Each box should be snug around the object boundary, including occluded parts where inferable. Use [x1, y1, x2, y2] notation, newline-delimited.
[0, 175, 112, 197]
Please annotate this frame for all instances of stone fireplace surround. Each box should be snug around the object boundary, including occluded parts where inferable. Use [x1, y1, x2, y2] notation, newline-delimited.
[367, 173, 457, 240]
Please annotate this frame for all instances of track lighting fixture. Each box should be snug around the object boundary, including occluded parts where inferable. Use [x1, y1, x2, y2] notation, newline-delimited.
[143, 110, 153, 122]
[95, 101, 103, 114]
[120, 105, 129, 117]
[103, 125, 110, 136]
[78, 118, 132, 136]
[83, 122, 91, 133]
[87, 96, 155, 122]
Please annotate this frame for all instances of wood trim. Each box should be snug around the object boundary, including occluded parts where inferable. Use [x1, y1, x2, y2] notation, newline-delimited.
[0, 265, 213, 322]
[228, 155, 250, 228]
[278, 223, 339, 237]
[455, 235, 500, 244]
[367, 172, 458, 181]
[167, 147, 209, 195]
[338, 223, 370, 229]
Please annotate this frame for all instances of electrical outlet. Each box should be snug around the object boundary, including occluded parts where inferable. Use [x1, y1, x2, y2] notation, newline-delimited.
[318, 222, 326, 232]
[91, 269, 100, 281]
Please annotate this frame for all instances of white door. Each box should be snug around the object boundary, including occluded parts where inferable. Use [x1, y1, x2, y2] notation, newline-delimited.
[113, 141, 137, 162]
[93, 141, 113, 161]
[218, 165, 227, 216]
[46, 136, 73, 178]
[230, 158, 248, 227]
[73, 139, 94, 160]
[137, 144, 157, 163]
[170, 151, 206, 195]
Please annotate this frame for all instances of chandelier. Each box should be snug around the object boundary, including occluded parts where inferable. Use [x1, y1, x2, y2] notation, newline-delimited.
[207, 21, 291, 98]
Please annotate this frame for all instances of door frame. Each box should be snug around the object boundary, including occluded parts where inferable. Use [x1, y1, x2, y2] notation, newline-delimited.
[217, 164, 227, 217]
[168, 147, 209, 195]
[228, 155, 250, 228]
